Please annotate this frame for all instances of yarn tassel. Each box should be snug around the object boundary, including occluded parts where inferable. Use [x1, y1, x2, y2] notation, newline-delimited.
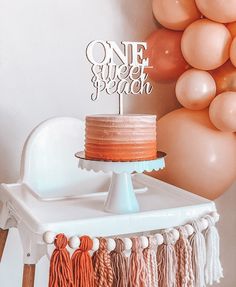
[48, 233, 73, 287]
[157, 232, 177, 287]
[189, 219, 206, 287]
[129, 237, 147, 287]
[175, 227, 194, 287]
[204, 215, 223, 285]
[143, 236, 158, 287]
[110, 238, 128, 287]
[92, 237, 113, 287]
[72, 235, 95, 287]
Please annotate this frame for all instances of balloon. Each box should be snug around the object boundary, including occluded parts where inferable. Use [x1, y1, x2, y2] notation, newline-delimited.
[226, 22, 236, 37]
[181, 19, 232, 70]
[210, 61, 236, 94]
[145, 29, 189, 82]
[230, 37, 236, 67]
[209, 92, 236, 132]
[175, 69, 216, 110]
[195, 0, 236, 23]
[152, 108, 236, 199]
[152, 0, 201, 31]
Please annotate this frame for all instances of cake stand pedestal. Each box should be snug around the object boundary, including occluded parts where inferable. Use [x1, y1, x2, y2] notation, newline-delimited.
[75, 151, 166, 214]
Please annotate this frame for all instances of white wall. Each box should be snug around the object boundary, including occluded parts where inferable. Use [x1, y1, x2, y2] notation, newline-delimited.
[0, 0, 235, 286]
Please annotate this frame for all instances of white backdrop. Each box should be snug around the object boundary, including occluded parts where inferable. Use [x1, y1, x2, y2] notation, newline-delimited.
[0, 0, 235, 286]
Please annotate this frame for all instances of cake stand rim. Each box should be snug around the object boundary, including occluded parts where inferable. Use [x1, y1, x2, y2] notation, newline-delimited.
[75, 151, 166, 174]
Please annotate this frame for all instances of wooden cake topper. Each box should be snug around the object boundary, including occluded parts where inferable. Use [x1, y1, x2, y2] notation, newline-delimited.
[86, 40, 153, 115]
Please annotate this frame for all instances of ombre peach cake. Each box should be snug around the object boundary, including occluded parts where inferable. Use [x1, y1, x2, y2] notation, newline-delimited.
[85, 114, 157, 161]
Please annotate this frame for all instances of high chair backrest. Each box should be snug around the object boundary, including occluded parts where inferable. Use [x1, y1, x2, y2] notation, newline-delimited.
[20, 117, 109, 199]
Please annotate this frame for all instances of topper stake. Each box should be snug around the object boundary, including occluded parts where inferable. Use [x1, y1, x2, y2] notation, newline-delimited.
[119, 94, 123, 115]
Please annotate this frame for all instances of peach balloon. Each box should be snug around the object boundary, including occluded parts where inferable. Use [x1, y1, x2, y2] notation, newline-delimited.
[151, 108, 236, 199]
[210, 61, 236, 94]
[145, 29, 189, 82]
[152, 0, 201, 31]
[230, 37, 236, 67]
[195, 0, 236, 23]
[181, 19, 232, 70]
[209, 92, 236, 132]
[226, 22, 236, 37]
[176, 69, 216, 110]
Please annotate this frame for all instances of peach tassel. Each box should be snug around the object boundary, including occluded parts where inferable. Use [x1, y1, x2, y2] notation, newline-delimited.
[72, 235, 95, 287]
[92, 237, 113, 287]
[129, 237, 147, 287]
[110, 238, 128, 287]
[157, 232, 177, 287]
[48, 233, 74, 287]
[175, 227, 194, 287]
[143, 236, 158, 287]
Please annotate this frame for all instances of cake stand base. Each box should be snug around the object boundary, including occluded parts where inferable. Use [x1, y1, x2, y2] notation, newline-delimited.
[76, 151, 166, 214]
[104, 173, 139, 214]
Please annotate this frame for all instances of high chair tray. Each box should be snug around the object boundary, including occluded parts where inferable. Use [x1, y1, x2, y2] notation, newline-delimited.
[0, 174, 215, 237]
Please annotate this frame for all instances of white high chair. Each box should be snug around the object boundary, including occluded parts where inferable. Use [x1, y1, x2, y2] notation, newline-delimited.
[0, 117, 216, 286]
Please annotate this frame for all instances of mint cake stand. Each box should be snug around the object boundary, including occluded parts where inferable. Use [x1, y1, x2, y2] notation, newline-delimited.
[75, 151, 166, 214]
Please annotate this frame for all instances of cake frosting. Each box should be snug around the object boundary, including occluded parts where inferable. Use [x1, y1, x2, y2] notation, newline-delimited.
[85, 114, 157, 161]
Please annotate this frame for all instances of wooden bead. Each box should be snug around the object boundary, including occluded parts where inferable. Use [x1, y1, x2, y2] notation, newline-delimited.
[185, 224, 194, 236]
[201, 218, 209, 230]
[92, 238, 99, 251]
[123, 238, 132, 250]
[43, 231, 56, 244]
[107, 238, 116, 251]
[155, 233, 164, 245]
[140, 236, 149, 249]
[68, 236, 80, 249]
[211, 211, 220, 223]
[171, 229, 180, 241]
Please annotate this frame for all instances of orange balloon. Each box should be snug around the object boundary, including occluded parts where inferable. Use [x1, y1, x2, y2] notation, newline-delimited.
[226, 22, 236, 37]
[152, 108, 236, 199]
[152, 0, 201, 31]
[181, 19, 232, 70]
[195, 0, 236, 23]
[209, 92, 236, 132]
[145, 29, 189, 82]
[210, 60, 236, 94]
[176, 69, 216, 110]
[230, 37, 236, 67]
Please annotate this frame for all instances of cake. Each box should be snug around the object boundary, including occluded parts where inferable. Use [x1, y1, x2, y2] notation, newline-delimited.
[85, 114, 157, 161]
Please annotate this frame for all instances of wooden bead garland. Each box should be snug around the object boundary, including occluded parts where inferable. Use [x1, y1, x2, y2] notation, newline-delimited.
[44, 212, 223, 287]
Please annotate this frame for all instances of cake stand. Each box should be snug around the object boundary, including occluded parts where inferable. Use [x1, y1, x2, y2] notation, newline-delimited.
[75, 151, 166, 214]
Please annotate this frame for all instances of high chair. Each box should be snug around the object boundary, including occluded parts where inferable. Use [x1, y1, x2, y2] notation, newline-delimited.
[0, 117, 215, 286]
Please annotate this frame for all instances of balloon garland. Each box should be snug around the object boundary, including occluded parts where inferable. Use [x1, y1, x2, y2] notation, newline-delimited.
[148, 0, 236, 199]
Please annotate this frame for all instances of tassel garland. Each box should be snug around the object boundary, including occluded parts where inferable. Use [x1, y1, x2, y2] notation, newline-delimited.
[72, 235, 95, 287]
[48, 233, 74, 287]
[46, 212, 223, 287]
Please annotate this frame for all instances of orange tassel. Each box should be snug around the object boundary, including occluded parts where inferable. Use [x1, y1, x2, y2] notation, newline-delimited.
[72, 235, 95, 287]
[48, 233, 74, 287]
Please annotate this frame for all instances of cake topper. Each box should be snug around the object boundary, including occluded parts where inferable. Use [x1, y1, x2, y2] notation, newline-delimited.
[86, 40, 153, 115]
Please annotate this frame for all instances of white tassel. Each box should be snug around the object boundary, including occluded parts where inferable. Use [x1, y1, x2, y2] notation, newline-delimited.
[204, 214, 223, 285]
[189, 219, 206, 287]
